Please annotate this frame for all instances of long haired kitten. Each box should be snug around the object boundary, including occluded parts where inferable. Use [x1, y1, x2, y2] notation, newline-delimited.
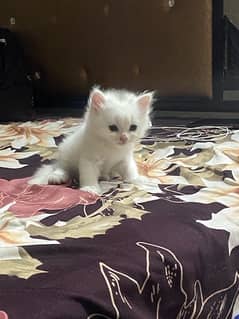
[29, 87, 154, 194]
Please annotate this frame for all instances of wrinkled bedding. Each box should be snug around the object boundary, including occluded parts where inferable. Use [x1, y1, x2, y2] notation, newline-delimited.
[0, 119, 238, 318]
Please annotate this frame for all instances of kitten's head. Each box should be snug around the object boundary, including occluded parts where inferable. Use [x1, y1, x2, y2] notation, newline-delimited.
[85, 87, 154, 146]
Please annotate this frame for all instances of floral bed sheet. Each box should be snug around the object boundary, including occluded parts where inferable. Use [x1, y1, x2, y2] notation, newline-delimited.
[0, 119, 238, 318]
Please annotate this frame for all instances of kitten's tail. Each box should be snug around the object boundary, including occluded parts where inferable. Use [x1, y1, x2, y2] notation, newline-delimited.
[28, 164, 54, 185]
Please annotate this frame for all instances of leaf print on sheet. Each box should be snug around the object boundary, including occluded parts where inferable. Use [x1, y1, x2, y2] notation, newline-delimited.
[0, 178, 99, 218]
[26, 144, 58, 161]
[27, 189, 152, 240]
[177, 130, 239, 196]
[178, 179, 239, 207]
[135, 141, 228, 187]
[88, 242, 239, 319]
[135, 146, 189, 185]
[0, 202, 57, 279]
[61, 117, 81, 129]
[0, 120, 65, 149]
[0, 247, 45, 279]
[197, 206, 239, 254]
[24, 118, 81, 160]
[136, 136, 239, 187]
[0, 202, 58, 248]
[190, 141, 239, 167]
[136, 145, 175, 177]
[177, 273, 239, 319]
[0, 148, 37, 169]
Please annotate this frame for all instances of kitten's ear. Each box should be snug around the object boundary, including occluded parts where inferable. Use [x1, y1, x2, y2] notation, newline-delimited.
[136, 92, 154, 113]
[89, 88, 105, 111]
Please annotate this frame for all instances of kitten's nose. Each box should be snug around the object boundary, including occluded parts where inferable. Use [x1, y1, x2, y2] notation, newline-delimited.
[119, 133, 128, 144]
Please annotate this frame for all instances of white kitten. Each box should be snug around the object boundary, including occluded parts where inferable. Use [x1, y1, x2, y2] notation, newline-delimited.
[29, 87, 154, 194]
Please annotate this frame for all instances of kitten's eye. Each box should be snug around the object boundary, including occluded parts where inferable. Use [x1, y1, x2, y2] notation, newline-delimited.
[109, 125, 119, 132]
[129, 124, 137, 131]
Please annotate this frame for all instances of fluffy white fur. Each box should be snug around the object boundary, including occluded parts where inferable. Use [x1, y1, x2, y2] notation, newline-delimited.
[29, 87, 154, 194]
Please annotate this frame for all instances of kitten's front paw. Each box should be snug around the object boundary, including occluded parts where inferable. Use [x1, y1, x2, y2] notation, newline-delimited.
[48, 169, 69, 185]
[80, 185, 101, 195]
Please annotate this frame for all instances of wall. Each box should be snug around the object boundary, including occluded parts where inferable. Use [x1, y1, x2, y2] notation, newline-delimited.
[0, 0, 212, 98]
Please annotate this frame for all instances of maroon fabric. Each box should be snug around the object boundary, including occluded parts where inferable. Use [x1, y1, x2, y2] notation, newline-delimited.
[0, 119, 238, 319]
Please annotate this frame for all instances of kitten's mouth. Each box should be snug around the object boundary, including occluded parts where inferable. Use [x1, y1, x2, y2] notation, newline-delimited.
[118, 140, 128, 145]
